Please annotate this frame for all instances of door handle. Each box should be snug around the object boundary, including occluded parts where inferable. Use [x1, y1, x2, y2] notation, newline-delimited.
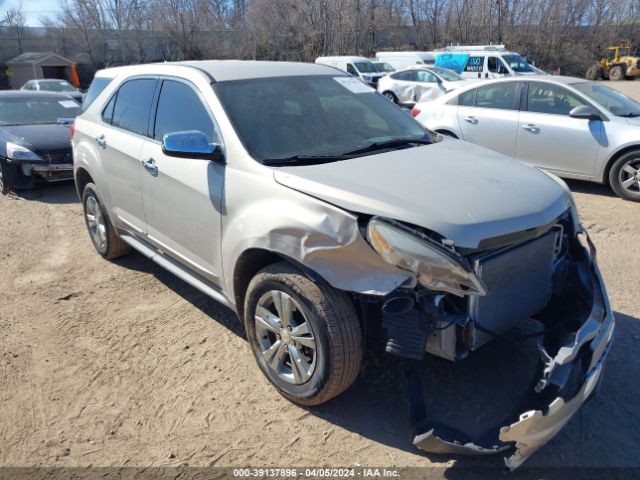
[95, 134, 107, 149]
[521, 124, 539, 133]
[143, 158, 158, 176]
[463, 116, 478, 124]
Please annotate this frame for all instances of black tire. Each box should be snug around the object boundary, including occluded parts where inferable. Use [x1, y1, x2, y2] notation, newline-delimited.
[82, 183, 132, 259]
[383, 91, 398, 104]
[244, 262, 362, 406]
[609, 151, 640, 201]
[0, 164, 8, 195]
[609, 65, 624, 81]
[585, 65, 602, 81]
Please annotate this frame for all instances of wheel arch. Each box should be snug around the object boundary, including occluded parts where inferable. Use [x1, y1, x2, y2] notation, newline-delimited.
[434, 129, 459, 139]
[75, 166, 94, 199]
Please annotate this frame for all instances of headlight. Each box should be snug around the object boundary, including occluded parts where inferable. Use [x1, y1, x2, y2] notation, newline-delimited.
[6, 142, 42, 162]
[363, 75, 372, 81]
[367, 218, 487, 297]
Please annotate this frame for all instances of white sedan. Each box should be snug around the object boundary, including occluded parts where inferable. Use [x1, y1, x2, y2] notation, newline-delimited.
[377, 65, 471, 106]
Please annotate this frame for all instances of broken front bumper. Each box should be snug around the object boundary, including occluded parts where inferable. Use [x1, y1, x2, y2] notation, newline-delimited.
[413, 235, 615, 470]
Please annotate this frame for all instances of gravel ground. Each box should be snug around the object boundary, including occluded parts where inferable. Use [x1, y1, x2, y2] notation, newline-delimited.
[1, 80, 639, 477]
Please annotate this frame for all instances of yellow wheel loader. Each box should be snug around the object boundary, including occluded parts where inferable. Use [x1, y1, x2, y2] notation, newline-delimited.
[586, 45, 640, 81]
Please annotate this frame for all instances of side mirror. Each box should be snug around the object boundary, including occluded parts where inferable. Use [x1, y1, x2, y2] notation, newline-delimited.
[162, 130, 224, 162]
[569, 105, 601, 120]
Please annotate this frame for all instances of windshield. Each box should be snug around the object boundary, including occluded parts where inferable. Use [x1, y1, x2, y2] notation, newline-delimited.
[502, 54, 533, 73]
[213, 75, 430, 163]
[39, 81, 76, 92]
[354, 62, 378, 74]
[431, 67, 463, 81]
[375, 62, 394, 72]
[572, 82, 640, 117]
[0, 97, 80, 125]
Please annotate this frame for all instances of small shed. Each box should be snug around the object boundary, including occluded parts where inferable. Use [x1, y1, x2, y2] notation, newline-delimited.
[6, 52, 79, 90]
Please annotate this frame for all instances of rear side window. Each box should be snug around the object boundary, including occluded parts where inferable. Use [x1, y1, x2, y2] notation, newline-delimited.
[110, 78, 157, 135]
[82, 77, 112, 112]
[392, 71, 416, 81]
[475, 83, 518, 110]
[457, 89, 476, 106]
[153, 80, 216, 143]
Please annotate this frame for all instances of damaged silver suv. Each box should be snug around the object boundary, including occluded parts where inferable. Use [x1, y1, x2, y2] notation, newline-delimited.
[73, 61, 614, 469]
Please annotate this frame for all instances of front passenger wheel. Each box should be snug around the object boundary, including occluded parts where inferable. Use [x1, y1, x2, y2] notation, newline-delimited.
[609, 151, 640, 201]
[383, 91, 398, 103]
[82, 183, 132, 259]
[244, 262, 362, 406]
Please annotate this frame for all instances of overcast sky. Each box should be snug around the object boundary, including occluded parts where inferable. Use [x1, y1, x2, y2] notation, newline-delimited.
[3, 0, 60, 26]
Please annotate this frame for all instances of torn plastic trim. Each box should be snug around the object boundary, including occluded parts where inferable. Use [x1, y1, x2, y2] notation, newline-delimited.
[412, 235, 614, 470]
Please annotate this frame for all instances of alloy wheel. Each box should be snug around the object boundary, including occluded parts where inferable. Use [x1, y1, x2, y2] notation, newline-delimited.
[254, 290, 317, 385]
[619, 158, 640, 196]
[85, 196, 107, 251]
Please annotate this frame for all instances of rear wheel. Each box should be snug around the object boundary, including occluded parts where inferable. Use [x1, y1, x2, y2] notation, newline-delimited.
[82, 183, 132, 259]
[609, 151, 640, 201]
[0, 166, 7, 195]
[383, 91, 398, 104]
[585, 65, 602, 81]
[244, 262, 362, 406]
[609, 65, 625, 81]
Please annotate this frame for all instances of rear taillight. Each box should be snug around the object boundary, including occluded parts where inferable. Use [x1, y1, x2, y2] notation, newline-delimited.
[411, 107, 421, 118]
[70, 122, 75, 139]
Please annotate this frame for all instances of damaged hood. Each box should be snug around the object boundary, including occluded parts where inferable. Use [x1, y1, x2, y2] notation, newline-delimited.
[274, 140, 571, 249]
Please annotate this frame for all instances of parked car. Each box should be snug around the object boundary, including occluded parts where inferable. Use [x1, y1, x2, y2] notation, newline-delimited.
[412, 75, 640, 201]
[434, 45, 536, 80]
[73, 61, 613, 470]
[0, 91, 79, 194]
[372, 61, 395, 73]
[314, 56, 383, 86]
[21, 78, 83, 103]
[375, 51, 436, 70]
[377, 65, 470, 105]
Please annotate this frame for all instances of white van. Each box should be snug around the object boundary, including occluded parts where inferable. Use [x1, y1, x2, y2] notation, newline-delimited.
[375, 51, 436, 70]
[314, 56, 383, 86]
[433, 45, 536, 79]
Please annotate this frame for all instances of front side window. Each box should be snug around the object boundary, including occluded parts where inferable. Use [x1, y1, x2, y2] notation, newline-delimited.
[572, 82, 640, 117]
[475, 83, 518, 110]
[527, 82, 586, 116]
[415, 70, 437, 83]
[110, 78, 157, 135]
[431, 67, 462, 81]
[501, 54, 533, 73]
[346, 64, 357, 76]
[488, 56, 508, 74]
[154, 80, 216, 143]
[354, 62, 378, 74]
[213, 75, 429, 163]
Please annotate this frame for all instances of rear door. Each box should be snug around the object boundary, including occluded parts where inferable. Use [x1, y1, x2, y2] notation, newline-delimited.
[98, 77, 158, 233]
[388, 70, 417, 104]
[413, 70, 444, 103]
[456, 81, 521, 157]
[516, 81, 602, 177]
[139, 78, 224, 284]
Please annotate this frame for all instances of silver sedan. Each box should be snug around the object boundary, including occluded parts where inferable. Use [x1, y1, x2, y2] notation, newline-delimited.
[412, 76, 640, 201]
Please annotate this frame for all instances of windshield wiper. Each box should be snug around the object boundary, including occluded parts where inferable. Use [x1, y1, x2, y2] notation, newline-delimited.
[618, 112, 640, 118]
[341, 137, 432, 156]
[263, 154, 350, 166]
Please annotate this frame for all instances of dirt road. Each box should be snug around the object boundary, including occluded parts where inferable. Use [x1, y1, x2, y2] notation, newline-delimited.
[1, 81, 639, 475]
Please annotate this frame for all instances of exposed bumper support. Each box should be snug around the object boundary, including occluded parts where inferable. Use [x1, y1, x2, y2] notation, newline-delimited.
[412, 233, 614, 470]
[30, 163, 74, 182]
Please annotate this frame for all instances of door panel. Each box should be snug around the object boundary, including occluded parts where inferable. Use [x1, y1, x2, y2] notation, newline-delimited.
[456, 82, 520, 157]
[516, 82, 602, 176]
[139, 141, 224, 283]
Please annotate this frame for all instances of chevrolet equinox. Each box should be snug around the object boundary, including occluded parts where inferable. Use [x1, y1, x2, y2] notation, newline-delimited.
[73, 61, 614, 469]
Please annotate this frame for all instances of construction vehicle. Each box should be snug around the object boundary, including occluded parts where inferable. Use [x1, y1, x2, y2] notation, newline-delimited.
[586, 45, 640, 81]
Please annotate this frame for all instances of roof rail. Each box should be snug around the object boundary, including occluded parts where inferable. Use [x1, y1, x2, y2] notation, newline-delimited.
[437, 45, 507, 52]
